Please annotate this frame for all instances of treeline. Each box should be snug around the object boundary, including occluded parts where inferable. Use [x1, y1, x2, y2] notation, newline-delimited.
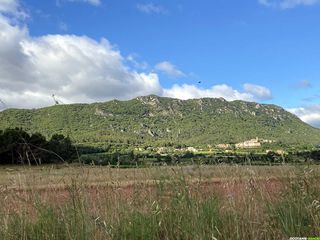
[1, 128, 319, 166]
[80, 150, 320, 167]
[0, 128, 75, 165]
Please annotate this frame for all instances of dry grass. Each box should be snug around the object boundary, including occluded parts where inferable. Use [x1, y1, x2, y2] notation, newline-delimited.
[1, 164, 317, 189]
[0, 164, 319, 239]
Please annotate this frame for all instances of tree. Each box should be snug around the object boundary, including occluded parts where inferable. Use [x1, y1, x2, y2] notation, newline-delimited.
[0, 128, 76, 165]
[48, 134, 75, 162]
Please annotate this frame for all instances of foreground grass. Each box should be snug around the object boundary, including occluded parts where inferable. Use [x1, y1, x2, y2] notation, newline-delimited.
[0, 164, 319, 239]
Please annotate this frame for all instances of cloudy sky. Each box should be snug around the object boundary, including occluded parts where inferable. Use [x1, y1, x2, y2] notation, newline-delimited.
[0, 0, 319, 128]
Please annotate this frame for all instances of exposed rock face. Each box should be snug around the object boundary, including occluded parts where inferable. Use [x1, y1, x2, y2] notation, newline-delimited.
[0, 95, 319, 147]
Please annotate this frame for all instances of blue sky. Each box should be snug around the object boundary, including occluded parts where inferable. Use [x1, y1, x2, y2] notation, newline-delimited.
[0, 0, 320, 127]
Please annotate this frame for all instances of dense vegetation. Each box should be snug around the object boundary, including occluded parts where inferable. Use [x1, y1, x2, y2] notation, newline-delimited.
[1, 95, 319, 150]
[1, 127, 319, 166]
[0, 128, 75, 164]
[79, 148, 320, 167]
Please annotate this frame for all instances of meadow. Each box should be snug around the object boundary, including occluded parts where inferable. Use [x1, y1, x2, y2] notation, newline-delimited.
[0, 164, 320, 239]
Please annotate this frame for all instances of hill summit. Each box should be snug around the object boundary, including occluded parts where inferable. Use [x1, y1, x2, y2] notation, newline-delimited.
[1, 95, 319, 148]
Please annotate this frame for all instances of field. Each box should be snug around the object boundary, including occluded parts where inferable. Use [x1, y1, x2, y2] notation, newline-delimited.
[0, 164, 320, 239]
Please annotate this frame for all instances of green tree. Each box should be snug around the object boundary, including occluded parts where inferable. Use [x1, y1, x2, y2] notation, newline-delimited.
[48, 134, 75, 162]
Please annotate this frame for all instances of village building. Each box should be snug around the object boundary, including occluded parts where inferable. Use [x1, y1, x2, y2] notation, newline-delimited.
[216, 144, 231, 149]
[235, 138, 261, 149]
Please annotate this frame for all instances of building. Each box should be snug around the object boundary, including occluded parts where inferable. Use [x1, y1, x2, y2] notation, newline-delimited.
[235, 138, 261, 149]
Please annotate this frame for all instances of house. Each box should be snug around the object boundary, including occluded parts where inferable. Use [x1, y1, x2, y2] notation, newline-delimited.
[236, 138, 261, 149]
[216, 144, 231, 149]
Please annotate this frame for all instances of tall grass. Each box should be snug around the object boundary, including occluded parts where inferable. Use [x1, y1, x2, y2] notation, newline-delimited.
[0, 165, 319, 239]
[267, 167, 320, 237]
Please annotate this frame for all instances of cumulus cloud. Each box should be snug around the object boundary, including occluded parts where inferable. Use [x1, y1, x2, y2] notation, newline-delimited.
[0, 1, 274, 111]
[155, 61, 185, 78]
[163, 84, 269, 102]
[136, 3, 166, 14]
[0, 0, 27, 19]
[259, 0, 320, 9]
[288, 105, 320, 128]
[0, 0, 19, 13]
[243, 83, 273, 100]
[0, 10, 162, 109]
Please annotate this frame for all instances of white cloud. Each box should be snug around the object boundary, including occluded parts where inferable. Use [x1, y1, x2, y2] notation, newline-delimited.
[259, 0, 320, 9]
[59, 21, 68, 32]
[72, 0, 101, 6]
[56, 0, 101, 7]
[136, 3, 166, 14]
[127, 54, 148, 70]
[0, 0, 19, 13]
[243, 83, 273, 100]
[292, 80, 312, 89]
[163, 84, 266, 101]
[0, 2, 273, 111]
[0, 11, 162, 109]
[0, 0, 27, 19]
[85, 0, 100, 5]
[288, 105, 320, 128]
[155, 61, 185, 78]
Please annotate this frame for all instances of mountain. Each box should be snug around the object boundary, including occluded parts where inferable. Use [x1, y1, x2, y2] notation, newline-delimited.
[0, 95, 319, 148]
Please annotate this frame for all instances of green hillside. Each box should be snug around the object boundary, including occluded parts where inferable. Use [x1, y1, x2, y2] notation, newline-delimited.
[1, 95, 319, 148]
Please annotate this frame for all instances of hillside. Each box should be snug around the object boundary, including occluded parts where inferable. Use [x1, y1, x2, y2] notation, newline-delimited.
[0, 95, 319, 148]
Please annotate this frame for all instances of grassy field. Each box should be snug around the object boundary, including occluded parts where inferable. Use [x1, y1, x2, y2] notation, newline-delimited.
[0, 164, 320, 239]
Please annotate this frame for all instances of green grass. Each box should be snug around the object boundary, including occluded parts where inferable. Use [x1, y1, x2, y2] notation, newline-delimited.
[268, 169, 320, 237]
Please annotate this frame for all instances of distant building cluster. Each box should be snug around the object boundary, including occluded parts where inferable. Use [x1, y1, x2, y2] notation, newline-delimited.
[134, 138, 277, 155]
[235, 138, 261, 149]
[216, 138, 275, 150]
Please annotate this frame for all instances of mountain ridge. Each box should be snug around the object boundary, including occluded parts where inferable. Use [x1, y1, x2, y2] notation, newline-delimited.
[1, 95, 319, 148]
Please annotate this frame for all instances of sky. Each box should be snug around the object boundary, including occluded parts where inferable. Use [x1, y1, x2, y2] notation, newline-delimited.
[0, 0, 319, 128]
